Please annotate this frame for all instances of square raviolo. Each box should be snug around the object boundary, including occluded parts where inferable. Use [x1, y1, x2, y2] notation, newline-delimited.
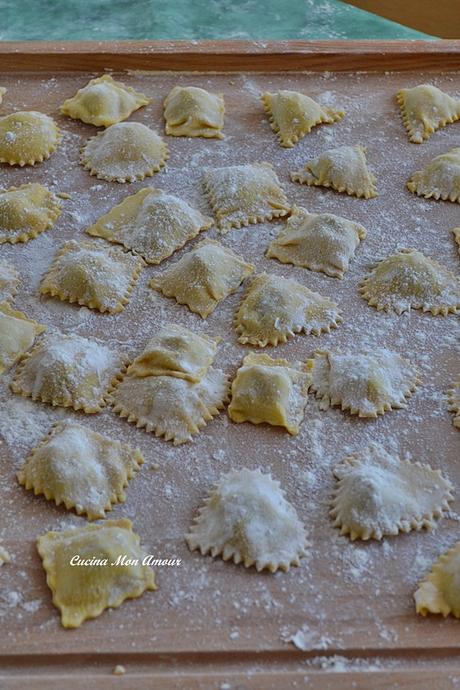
[397, 84, 460, 144]
[37, 519, 156, 628]
[0, 183, 61, 245]
[11, 332, 125, 413]
[267, 206, 366, 279]
[18, 421, 144, 519]
[164, 85, 225, 138]
[261, 90, 344, 147]
[40, 240, 144, 314]
[228, 353, 312, 434]
[203, 163, 290, 231]
[150, 239, 254, 318]
[126, 323, 219, 382]
[308, 348, 419, 418]
[86, 187, 213, 265]
[234, 272, 342, 347]
[110, 325, 229, 445]
[61, 74, 150, 127]
[291, 145, 378, 199]
[407, 147, 460, 203]
[186, 468, 307, 572]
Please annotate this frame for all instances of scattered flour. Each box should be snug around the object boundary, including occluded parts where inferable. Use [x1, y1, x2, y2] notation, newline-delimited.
[0, 68, 458, 662]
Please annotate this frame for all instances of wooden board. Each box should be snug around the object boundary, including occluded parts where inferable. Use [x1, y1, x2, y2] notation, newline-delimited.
[0, 39, 459, 72]
[344, 0, 460, 40]
[0, 41, 459, 689]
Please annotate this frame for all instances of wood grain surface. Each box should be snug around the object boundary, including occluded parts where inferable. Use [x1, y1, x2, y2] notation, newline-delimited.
[0, 39, 459, 72]
[0, 41, 459, 689]
[344, 0, 460, 40]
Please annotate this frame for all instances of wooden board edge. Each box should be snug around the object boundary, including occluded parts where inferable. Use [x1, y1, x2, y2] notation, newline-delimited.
[2, 669, 460, 690]
[0, 39, 459, 72]
[2, 645, 460, 668]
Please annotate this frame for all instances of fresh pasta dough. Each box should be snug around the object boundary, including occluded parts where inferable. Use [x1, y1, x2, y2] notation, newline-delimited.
[40, 239, 144, 314]
[228, 352, 312, 434]
[0, 259, 19, 303]
[18, 421, 144, 519]
[150, 239, 254, 318]
[309, 348, 419, 418]
[80, 122, 169, 183]
[291, 145, 378, 199]
[164, 85, 225, 138]
[111, 366, 229, 445]
[37, 519, 156, 627]
[86, 187, 213, 264]
[11, 332, 125, 413]
[267, 206, 366, 278]
[331, 444, 453, 541]
[359, 248, 460, 315]
[397, 84, 460, 143]
[111, 325, 228, 444]
[447, 377, 460, 429]
[261, 90, 344, 147]
[0, 183, 62, 244]
[61, 74, 150, 127]
[186, 468, 306, 572]
[126, 324, 219, 382]
[203, 163, 290, 231]
[415, 541, 460, 618]
[407, 147, 460, 203]
[0, 111, 60, 166]
[234, 272, 342, 347]
[0, 302, 45, 375]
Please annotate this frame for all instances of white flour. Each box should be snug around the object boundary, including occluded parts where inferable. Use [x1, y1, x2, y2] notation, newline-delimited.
[0, 68, 458, 667]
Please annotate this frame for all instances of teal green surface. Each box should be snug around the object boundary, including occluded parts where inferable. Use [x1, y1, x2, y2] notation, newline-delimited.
[1, 0, 434, 41]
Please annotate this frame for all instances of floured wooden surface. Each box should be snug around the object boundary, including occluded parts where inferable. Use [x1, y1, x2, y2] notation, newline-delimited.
[0, 69, 459, 663]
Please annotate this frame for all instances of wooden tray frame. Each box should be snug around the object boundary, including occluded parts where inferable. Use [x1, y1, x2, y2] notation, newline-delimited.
[0, 39, 459, 690]
[0, 39, 459, 72]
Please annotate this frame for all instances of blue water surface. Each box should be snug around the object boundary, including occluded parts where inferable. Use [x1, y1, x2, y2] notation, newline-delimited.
[0, 0, 434, 41]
